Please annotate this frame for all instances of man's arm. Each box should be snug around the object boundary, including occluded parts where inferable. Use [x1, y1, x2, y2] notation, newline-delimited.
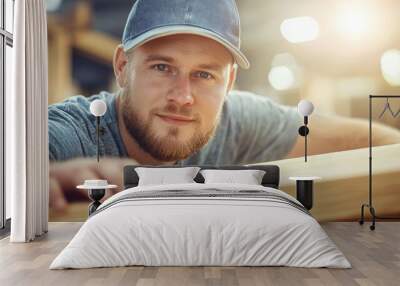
[285, 113, 400, 158]
[49, 157, 139, 211]
[48, 102, 103, 210]
[48, 103, 90, 161]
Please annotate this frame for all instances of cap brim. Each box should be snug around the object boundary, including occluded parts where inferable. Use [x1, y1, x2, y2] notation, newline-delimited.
[123, 25, 250, 69]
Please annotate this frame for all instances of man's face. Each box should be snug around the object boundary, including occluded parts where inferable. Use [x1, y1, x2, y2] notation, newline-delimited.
[119, 34, 235, 162]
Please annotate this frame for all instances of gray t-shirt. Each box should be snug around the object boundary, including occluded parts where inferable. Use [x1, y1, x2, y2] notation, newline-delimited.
[48, 90, 301, 165]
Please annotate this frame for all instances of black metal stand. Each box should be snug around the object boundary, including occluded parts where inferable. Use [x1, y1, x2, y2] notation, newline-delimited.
[359, 95, 400, 231]
[96, 117, 100, 162]
[298, 116, 310, 163]
[88, 189, 105, 216]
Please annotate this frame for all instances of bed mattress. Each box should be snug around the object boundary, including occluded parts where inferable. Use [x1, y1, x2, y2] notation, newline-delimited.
[50, 183, 351, 269]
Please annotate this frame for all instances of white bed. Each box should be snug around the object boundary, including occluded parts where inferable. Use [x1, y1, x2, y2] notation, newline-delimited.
[50, 183, 351, 269]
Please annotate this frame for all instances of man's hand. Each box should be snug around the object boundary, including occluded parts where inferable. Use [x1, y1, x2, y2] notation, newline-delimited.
[49, 157, 138, 212]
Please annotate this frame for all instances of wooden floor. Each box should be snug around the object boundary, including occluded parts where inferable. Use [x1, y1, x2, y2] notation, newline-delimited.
[0, 222, 399, 286]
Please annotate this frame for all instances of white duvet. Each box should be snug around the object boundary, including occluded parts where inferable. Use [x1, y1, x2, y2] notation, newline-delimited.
[50, 183, 351, 269]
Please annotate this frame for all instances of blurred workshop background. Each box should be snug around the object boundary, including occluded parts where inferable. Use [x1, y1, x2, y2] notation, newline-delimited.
[46, 0, 400, 128]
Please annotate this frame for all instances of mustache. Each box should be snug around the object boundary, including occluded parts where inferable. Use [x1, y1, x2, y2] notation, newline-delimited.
[156, 103, 199, 120]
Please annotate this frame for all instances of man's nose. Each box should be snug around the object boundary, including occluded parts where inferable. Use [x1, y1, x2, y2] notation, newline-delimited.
[166, 75, 194, 106]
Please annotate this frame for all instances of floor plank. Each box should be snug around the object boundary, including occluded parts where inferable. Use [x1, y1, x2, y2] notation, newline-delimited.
[0, 222, 399, 286]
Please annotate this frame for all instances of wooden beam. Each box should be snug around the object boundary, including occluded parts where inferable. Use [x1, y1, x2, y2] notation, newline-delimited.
[73, 30, 119, 65]
[251, 144, 400, 221]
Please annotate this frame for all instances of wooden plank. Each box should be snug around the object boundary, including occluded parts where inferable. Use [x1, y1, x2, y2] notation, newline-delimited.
[251, 144, 400, 221]
[73, 30, 119, 65]
[49, 144, 400, 222]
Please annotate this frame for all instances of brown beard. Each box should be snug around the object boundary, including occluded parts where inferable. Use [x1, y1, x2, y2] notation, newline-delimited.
[120, 90, 218, 162]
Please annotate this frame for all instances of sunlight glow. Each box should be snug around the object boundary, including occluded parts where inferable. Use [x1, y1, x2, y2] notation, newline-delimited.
[381, 49, 400, 86]
[268, 66, 295, 91]
[280, 16, 319, 43]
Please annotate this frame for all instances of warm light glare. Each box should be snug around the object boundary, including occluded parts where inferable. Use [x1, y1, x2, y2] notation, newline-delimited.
[340, 11, 368, 35]
[271, 53, 297, 67]
[268, 66, 295, 91]
[336, 2, 375, 39]
[280, 16, 319, 43]
[381, 50, 400, 86]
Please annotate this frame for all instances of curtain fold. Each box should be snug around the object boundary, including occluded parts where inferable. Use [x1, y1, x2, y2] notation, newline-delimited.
[9, 0, 49, 242]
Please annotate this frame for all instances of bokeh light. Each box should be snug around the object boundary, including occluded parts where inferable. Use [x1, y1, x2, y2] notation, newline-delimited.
[280, 16, 319, 43]
[381, 49, 400, 86]
[268, 66, 296, 91]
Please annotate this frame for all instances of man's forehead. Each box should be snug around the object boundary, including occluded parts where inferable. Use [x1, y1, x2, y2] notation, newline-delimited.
[132, 34, 234, 68]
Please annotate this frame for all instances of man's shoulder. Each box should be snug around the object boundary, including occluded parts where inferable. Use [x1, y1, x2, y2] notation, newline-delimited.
[224, 90, 279, 117]
[227, 89, 268, 100]
[47, 91, 117, 160]
[183, 90, 299, 165]
[48, 91, 115, 121]
[226, 90, 260, 104]
[225, 89, 276, 107]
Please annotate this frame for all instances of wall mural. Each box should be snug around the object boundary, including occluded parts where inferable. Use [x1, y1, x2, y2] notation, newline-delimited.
[47, 0, 400, 222]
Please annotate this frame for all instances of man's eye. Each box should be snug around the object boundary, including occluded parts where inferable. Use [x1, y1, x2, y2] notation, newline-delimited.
[153, 64, 169, 72]
[197, 71, 213, 80]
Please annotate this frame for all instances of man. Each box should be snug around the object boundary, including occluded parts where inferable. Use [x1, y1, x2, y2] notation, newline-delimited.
[49, 0, 400, 210]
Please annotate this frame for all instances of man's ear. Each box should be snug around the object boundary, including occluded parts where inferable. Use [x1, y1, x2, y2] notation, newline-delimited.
[226, 64, 238, 93]
[113, 44, 129, 88]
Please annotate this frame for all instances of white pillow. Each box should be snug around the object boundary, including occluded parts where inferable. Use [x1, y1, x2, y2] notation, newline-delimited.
[200, 169, 266, 185]
[135, 167, 200, 186]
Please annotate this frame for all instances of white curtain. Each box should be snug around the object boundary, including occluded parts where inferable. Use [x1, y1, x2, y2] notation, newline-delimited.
[8, 0, 49, 242]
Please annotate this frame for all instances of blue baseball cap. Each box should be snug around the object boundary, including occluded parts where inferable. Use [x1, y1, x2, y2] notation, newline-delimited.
[122, 0, 250, 69]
